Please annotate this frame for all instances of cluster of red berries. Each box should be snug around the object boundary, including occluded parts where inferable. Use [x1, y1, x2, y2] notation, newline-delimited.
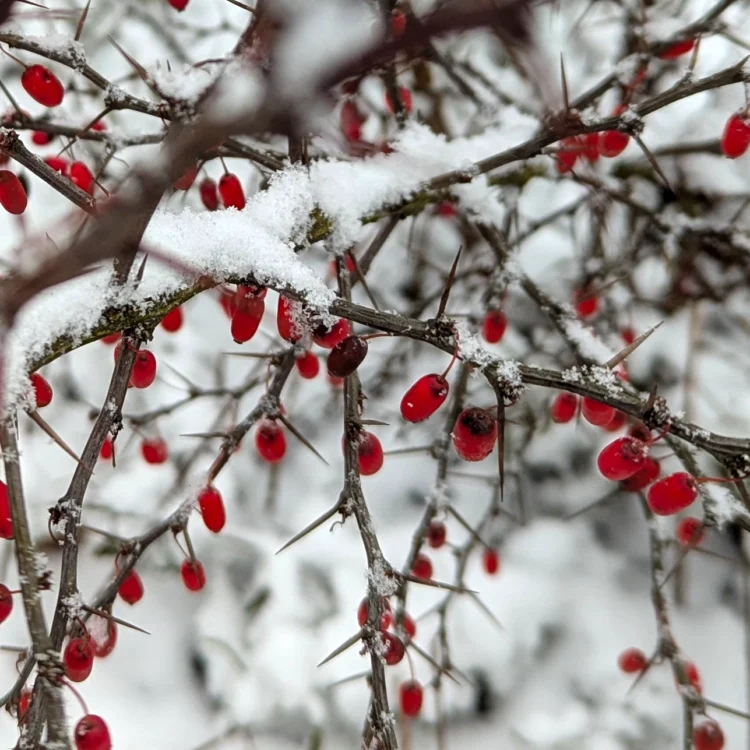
[191, 173, 245, 211]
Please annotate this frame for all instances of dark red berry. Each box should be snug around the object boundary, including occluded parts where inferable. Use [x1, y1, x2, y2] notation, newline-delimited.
[141, 438, 168, 465]
[296, 351, 319, 379]
[64, 637, 95, 682]
[427, 520, 447, 549]
[130, 350, 157, 389]
[198, 486, 225, 533]
[231, 293, 265, 344]
[327, 336, 368, 378]
[173, 163, 198, 191]
[411, 554, 433, 580]
[658, 38, 695, 60]
[620, 456, 660, 492]
[70, 161, 94, 194]
[168, 0, 190, 11]
[0, 481, 12, 539]
[583, 132, 600, 163]
[160, 307, 183, 332]
[381, 632, 405, 665]
[574, 286, 599, 318]
[74, 714, 112, 750]
[453, 407, 497, 462]
[599, 130, 629, 157]
[556, 136, 579, 173]
[693, 720, 724, 750]
[118, 570, 144, 605]
[31, 130, 53, 145]
[21, 65, 64, 107]
[550, 392, 578, 423]
[597, 436, 648, 480]
[628, 422, 652, 443]
[721, 113, 750, 158]
[391, 9, 406, 35]
[401, 374, 449, 422]
[255, 419, 286, 463]
[581, 397, 615, 427]
[676, 517, 705, 546]
[617, 647, 647, 673]
[647, 472, 697, 516]
[482, 310, 507, 343]
[198, 177, 218, 210]
[0, 583, 13, 624]
[357, 432, 384, 476]
[99, 439, 113, 462]
[181, 560, 206, 591]
[603, 409, 627, 432]
[277, 296, 302, 342]
[357, 597, 392, 630]
[313, 319, 350, 349]
[30, 372, 53, 408]
[218, 173, 245, 210]
[0, 171, 27, 215]
[483, 548, 500, 575]
[18, 689, 31, 722]
[685, 661, 702, 693]
[101, 332, 121, 345]
[621, 327, 636, 345]
[399, 680, 423, 717]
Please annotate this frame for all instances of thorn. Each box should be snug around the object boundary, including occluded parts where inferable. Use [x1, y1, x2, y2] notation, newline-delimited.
[634, 134, 675, 195]
[134, 253, 148, 288]
[560, 54, 570, 111]
[317, 628, 364, 667]
[325, 670, 371, 689]
[436, 245, 463, 319]
[225, 0, 257, 11]
[359, 418, 390, 427]
[468, 592, 504, 632]
[108, 37, 160, 97]
[179, 431, 227, 439]
[277, 413, 329, 466]
[446, 505, 490, 548]
[0, 78, 23, 118]
[75, 0, 92, 42]
[82, 605, 150, 635]
[625, 653, 658, 695]
[276, 503, 340, 554]
[383, 445, 432, 457]
[408, 641, 462, 685]
[496, 399, 505, 503]
[161, 361, 199, 389]
[606, 321, 663, 369]
[657, 545, 693, 591]
[564, 488, 621, 520]
[349, 252, 380, 311]
[223, 352, 278, 359]
[400, 573, 477, 594]
[26, 411, 92, 473]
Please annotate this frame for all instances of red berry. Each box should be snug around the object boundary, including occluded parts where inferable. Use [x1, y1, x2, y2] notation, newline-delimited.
[30, 372, 53, 408]
[168, 0, 190, 10]
[198, 177, 218, 210]
[74, 714, 112, 750]
[296, 351, 319, 379]
[453, 407, 497, 461]
[0, 583, 13, 624]
[399, 680, 423, 717]
[277, 296, 302, 342]
[31, 130, 53, 145]
[21, 65, 64, 107]
[574, 286, 599, 318]
[603, 409, 627, 432]
[412, 554, 433, 579]
[357, 597, 392, 630]
[101, 332, 121, 345]
[550, 392, 578, 423]
[427, 520, 447, 549]
[621, 327, 636, 345]
[218, 173, 245, 210]
[44, 156, 68, 174]
[721, 113, 750, 158]
[198, 486, 226, 533]
[231, 295, 265, 343]
[436, 201, 457, 217]
[617, 647, 647, 673]
[381, 632, 405, 665]
[386, 87, 413, 114]
[391, 9, 406, 36]
[357, 432, 384, 476]
[401, 374, 449, 423]
[628, 422, 652, 443]
[685, 661, 702, 693]
[92, 121, 106, 132]
[597, 436, 648, 480]
[340, 100, 364, 142]
[18, 689, 31, 721]
[130, 350, 157, 389]
[581, 397, 615, 427]
[401, 612, 416, 639]
[141, 438, 168, 465]
[0, 481, 12, 540]
[160, 307, 183, 332]
[482, 310, 507, 343]
[482, 548, 500, 575]
[313, 319, 350, 349]
[599, 130, 629, 157]
[70, 161, 95, 194]
[676, 516, 705, 546]
[658, 38, 695, 60]
[327, 336, 368, 378]
[693, 720, 724, 750]
[556, 136, 579, 173]
[0, 171, 28, 215]
[88, 615, 117, 658]
[99, 438, 113, 462]
[63, 637, 95, 682]
[118, 570, 144, 605]
[647, 472, 698, 516]
[181, 560, 206, 591]
[255, 419, 287, 463]
[173, 163, 198, 191]
[620, 456, 661, 492]
[583, 132, 600, 163]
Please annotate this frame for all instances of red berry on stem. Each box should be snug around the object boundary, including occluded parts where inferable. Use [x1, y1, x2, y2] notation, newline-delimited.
[597, 436, 648, 480]
[599, 130, 630, 157]
[574, 286, 599, 318]
[340, 100, 364, 142]
[0, 583, 14, 624]
[401, 374, 449, 423]
[412, 553, 433, 580]
[64, 636, 95, 682]
[160, 307, 183, 333]
[30, 372, 53, 408]
[74, 714, 112, 750]
[453, 407, 498, 462]
[168, 0, 190, 10]
[277, 296, 302, 342]
[647, 472, 698, 516]
[327, 336, 368, 378]
[18, 689, 31, 721]
[231, 296, 265, 343]
[21, 65, 64, 107]
[0, 171, 28, 215]
[551, 392, 578, 423]
[313, 319, 350, 349]
[70, 162, 95, 194]
[118, 570, 144, 605]
[296, 351, 319, 379]
[628, 422, 652, 442]
[256, 419, 287, 463]
[693, 721, 724, 750]
[658, 38, 695, 60]
[31, 130, 53, 145]
[436, 201, 457, 217]
[218, 173, 245, 210]
[199, 177, 218, 210]
[685, 661, 702, 693]
[99, 438, 113, 462]
[101, 332, 121, 345]
[581, 397, 615, 427]
[357, 432, 384, 476]
[357, 597, 392, 630]
[427, 520, 447, 549]
[181, 560, 206, 591]
[401, 612, 416, 638]
[482, 310, 507, 343]
[173, 163, 198, 191]
[400, 681, 423, 717]
[621, 327, 636, 345]
[676, 516, 705, 546]
[0, 481, 13, 539]
[483, 548, 500, 575]
[89, 615, 117, 658]
[556, 136, 579, 173]
[130, 350, 157, 389]
[603, 409, 627, 432]
[44, 156, 68, 174]
[721, 114, 750, 159]
[620, 456, 660, 492]
[381, 632, 405, 665]
[141, 438, 168, 465]
[617, 647, 647, 673]
[198, 486, 226, 533]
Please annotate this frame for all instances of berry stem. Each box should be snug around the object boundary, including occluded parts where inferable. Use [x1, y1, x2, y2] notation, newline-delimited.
[62, 679, 89, 715]
[440, 332, 461, 380]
